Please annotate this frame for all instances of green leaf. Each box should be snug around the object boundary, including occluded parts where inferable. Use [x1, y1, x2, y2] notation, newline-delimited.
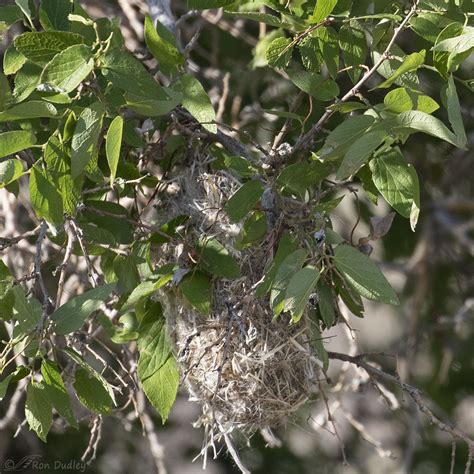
[0, 159, 24, 188]
[270, 249, 307, 316]
[113, 254, 140, 294]
[409, 12, 452, 43]
[315, 26, 339, 78]
[100, 49, 162, 94]
[39, 0, 71, 31]
[443, 74, 466, 146]
[314, 195, 344, 214]
[187, 0, 235, 9]
[298, 36, 323, 72]
[277, 160, 334, 195]
[141, 356, 179, 423]
[0, 100, 58, 122]
[25, 382, 52, 442]
[336, 129, 387, 180]
[225, 11, 295, 29]
[235, 210, 268, 249]
[180, 271, 212, 315]
[144, 14, 184, 75]
[12, 285, 41, 333]
[196, 238, 240, 279]
[73, 368, 113, 414]
[138, 310, 178, 422]
[3, 43, 26, 75]
[137, 309, 171, 380]
[383, 87, 439, 114]
[339, 19, 367, 83]
[312, 0, 337, 23]
[51, 284, 115, 335]
[172, 74, 216, 133]
[0, 366, 29, 400]
[394, 110, 464, 148]
[333, 244, 399, 305]
[311, 324, 328, 372]
[71, 101, 105, 178]
[284, 265, 320, 322]
[255, 231, 298, 296]
[224, 180, 264, 222]
[29, 165, 64, 224]
[318, 281, 335, 327]
[105, 115, 123, 185]
[15, 0, 33, 27]
[41, 360, 77, 428]
[83, 200, 134, 245]
[377, 50, 425, 89]
[62, 347, 116, 405]
[43, 136, 81, 215]
[0, 72, 12, 111]
[0, 130, 36, 158]
[40, 44, 94, 93]
[13, 62, 43, 102]
[14, 31, 84, 65]
[432, 26, 474, 54]
[373, 45, 419, 90]
[369, 148, 419, 219]
[321, 115, 375, 159]
[101, 50, 179, 115]
[266, 36, 293, 68]
[287, 69, 339, 101]
[124, 89, 181, 117]
[433, 23, 464, 78]
[0, 5, 23, 27]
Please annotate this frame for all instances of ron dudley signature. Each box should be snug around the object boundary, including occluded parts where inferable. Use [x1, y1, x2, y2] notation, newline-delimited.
[3, 455, 86, 472]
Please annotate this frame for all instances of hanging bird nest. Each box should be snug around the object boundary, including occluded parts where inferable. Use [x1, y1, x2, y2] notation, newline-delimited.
[152, 151, 322, 466]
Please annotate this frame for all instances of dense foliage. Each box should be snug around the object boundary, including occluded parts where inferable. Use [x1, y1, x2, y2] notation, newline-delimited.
[0, 0, 472, 472]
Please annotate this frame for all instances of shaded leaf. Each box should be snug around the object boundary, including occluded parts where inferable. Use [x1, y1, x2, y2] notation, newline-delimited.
[196, 238, 240, 279]
[369, 149, 419, 219]
[73, 368, 113, 414]
[255, 232, 298, 296]
[14, 31, 84, 65]
[0, 159, 24, 188]
[377, 50, 425, 89]
[137, 309, 178, 422]
[71, 101, 105, 178]
[105, 115, 123, 185]
[224, 180, 264, 222]
[172, 74, 216, 132]
[51, 284, 115, 335]
[0, 101, 57, 122]
[270, 249, 307, 316]
[25, 382, 52, 442]
[284, 265, 320, 322]
[41, 361, 77, 428]
[333, 244, 399, 305]
[0, 130, 36, 158]
[336, 129, 387, 179]
[144, 14, 184, 75]
[29, 165, 64, 224]
[180, 271, 212, 315]
[40, 44, 94, 93]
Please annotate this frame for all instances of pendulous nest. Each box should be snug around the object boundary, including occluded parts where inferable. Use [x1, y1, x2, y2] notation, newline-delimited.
[152, 152, 322, 461]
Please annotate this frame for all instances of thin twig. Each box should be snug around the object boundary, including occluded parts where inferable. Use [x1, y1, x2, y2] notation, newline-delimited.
[55, 220, 75, 309]
[328, 351, 474, 451]
[34, 221, 52, 330]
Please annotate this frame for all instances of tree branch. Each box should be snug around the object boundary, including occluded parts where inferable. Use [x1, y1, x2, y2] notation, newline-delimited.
[328, 351, 474, 451]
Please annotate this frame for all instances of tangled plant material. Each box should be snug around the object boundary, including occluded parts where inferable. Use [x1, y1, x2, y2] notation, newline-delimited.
[152, 155, 322, 461]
